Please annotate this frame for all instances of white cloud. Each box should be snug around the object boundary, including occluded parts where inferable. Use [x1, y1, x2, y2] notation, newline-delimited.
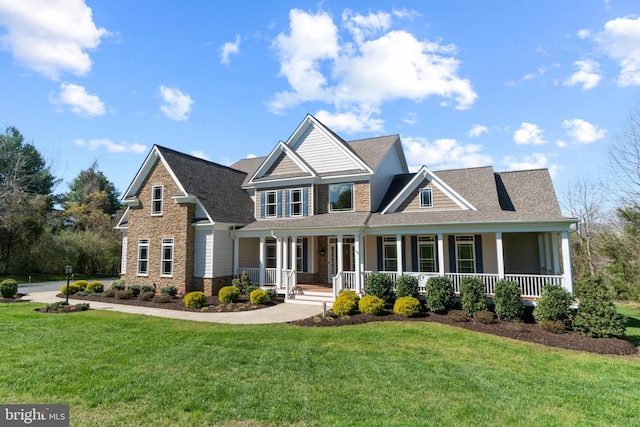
[315, 109, 384, 133]
[190, 150, 210, 161]
[53, 83, 105, 117]
[392, 8, 421, 20]
[403, 112, 417, 125]
[556, 140, 568, 148]
[75, 138, 146, 154]
[159, 85, 194, 121]
[220, 35, 240, 65]
[402, 136, 492, 171]
[269, 9, 477, 124]
[562, 118, 606, 143]
[469, 124, 488, 138]
[502, 153, 560, 179]
[523, 66, 547, 81]
[577, 29, 590, 39]
[0, 0, 109, 80]
[246, 153, 257, 159]
[563, 60, 602, 90]
[513, 122, 545, 145]
[595, 16, 640, 86]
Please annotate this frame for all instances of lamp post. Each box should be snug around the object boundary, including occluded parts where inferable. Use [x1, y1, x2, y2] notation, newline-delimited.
[65, 265, 72, 305]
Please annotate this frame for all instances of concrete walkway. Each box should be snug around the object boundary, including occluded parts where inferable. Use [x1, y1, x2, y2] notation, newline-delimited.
[25, 291, 324, 324]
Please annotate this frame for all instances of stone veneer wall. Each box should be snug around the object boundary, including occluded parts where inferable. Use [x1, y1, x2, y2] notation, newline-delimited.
[123, 159, 196, 291]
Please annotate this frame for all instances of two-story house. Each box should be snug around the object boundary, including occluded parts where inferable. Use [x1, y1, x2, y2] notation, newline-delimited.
[116, 114, 576, 303]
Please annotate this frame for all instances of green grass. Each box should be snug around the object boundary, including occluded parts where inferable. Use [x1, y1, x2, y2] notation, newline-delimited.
[618, 303, 640, 347]
[1, 303, 639, 426]
[0, 274, 116, 284]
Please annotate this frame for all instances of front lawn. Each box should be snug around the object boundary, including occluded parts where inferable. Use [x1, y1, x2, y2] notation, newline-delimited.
[1, 303, 639, 426]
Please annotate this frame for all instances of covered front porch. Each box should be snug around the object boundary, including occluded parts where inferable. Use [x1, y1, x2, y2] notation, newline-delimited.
[233, 228, 573, 301]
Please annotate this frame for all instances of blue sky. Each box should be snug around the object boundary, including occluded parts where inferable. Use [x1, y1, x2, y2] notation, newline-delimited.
[1, 1, 639, 203]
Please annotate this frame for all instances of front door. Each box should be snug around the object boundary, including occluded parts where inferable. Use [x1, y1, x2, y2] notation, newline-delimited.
[328, 237, 355, 284]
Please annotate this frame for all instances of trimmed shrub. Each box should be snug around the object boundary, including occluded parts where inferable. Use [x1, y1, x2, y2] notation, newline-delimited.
[426, 276, 454, 314]
[332, 295, 358, 316]
[60, 283, 81, 295]
[572, 276, 626, 337]
[115, 289, 133, 300]
[73, 280, 89, 291]
[396, 275, 419, 299]
[153, 294, 173, 303]
[219, 286, 240, 303]
[232, 271, 254, 294]
[128, 285, 141, 298]
[161, 286, 178, 297]
[533, 284, 573, 323]
[102, 289, 116, 297]
[474, 310, 495, 324]
[338, 290, 360, 303]
[140, 285, 155, 294]
[460, 277, 487, 316]
[110, 280, 125, 291]
[447, 310, 468, 322]
[266, 288, 278, 302]
[139, 291, 155, 301]
[86, 281, 104, 293]
[0, 279, 18, 298]
[250, 289, 269, 304]
[540, 320, 566, 334]
[184, 291, 208, 309]
[358, 295, 385, 315]
[493, 279, 523, 321]
[365, 273, 395, 303]
[75, 303, 90, 311]
[393, 296, 421, 317]
[245, 285, 260, 296]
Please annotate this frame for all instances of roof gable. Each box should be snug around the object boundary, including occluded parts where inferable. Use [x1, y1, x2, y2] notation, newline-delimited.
[380, 165, 476, 214]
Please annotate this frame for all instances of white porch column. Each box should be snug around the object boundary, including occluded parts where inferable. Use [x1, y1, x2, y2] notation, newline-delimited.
[354, 232, 362, 293]
[290, 235, 297, 273]
[282, 237, 289, 270]
[396, 234, 403, 276]
[561, 231, 573, 294]
[496, 232, 504, 279]
[233, 235, 239, 277]
[337, 234, 344, 273]
[552, 232, 561, 274]
[437, 233, 445, 275]
[544, 233, 553, 274]
[275, 235, 282, 288]
[259, 236, 265, 286]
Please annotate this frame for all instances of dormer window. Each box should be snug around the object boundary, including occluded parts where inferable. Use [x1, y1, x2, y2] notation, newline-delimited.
[329, 183, 354, 212]
[151, 186, 163, 215]
[420, 188, 433, 208]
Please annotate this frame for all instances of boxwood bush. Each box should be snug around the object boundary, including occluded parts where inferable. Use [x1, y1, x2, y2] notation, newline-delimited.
[572, 276, 626, 337]
[365, 273, 395, 303]
[128, 285, 141, 298]
[426, 276, 454, 314]
[337, 290, 360, 303]
[393, 296, 421, 317]
[493, 279, 523, 321]
[358, 295, 385, 315]
[86, 281, 104, 293]
[460, 276, 487, 316]
[396, 275, 419, 299]
[332, 294, 359, 316]
[60, 283, 81, 295]
[73, 280, 89, 291]
[0, 279, 18, 298]
[232, 271, 254, 294]
[266, 288, 278, 302]
[140, 285, 155, 294]
[160, 286, 178, 297]
[219, 286, 240, 303]
[533, 283, 573, 323]
[184, 291, 208, 308]
[249, 289, 269, 304]
[110, 280, 125, 291]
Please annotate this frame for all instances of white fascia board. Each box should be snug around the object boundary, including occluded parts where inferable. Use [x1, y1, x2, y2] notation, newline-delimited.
[114, 206, 130, 229]
[365, 219, 577, 235]
[248, 141, 317, 184]
[380, 165, 476, 214]
[122, 146, 160, 199]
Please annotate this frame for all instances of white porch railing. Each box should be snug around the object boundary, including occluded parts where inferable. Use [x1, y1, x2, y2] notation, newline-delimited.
[447, 273, 501, 295]
[506, 274, 563, 298]
[283, 269, 296, 297]
[263, 268, 277, 285]
[236, 268, 260, 284]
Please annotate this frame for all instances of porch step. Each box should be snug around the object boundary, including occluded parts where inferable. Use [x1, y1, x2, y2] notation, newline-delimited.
[286, 290, 334, 305]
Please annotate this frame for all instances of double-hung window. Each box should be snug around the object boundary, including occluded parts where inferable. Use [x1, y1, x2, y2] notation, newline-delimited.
[265, 191, 277, 218]
[383, 236, 397, 271]
[418, 236, 436, 272]
[420, 188, 433, 208]
[290, 189, 303, 216]
[137, 239, 149, 275]
[329, 183, 354, 212]
[161, 238, 174, 276]
[265, 238, 277, 268]
[151, 186, 163, 215]
[456, 235, 475, 273]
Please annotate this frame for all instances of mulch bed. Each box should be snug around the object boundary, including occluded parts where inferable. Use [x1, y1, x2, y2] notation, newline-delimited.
[292, 309, 638, 356]
[1, 294, 28, 303]
[59, 293, 283, 313]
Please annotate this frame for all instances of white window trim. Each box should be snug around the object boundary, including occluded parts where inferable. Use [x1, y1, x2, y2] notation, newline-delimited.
[420, 187, 433, 208]
[161, 238, 174, 277]
[417, 236, 436, 272]
[382, 236, 397, 272]
[329, 183, 355, 213]
[265, 237, 277, 268]
[290, 188, 303, 217]
[137, 238, 149, 276]
[151, 185, 163, 216]
[455, 235, 475, 273]
[265, 190, 277, 218]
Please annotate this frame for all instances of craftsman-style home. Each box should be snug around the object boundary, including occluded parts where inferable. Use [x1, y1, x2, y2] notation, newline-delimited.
[116, 114, 575, 303]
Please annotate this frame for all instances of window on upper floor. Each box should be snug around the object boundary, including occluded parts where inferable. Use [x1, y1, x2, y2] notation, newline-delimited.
[265, 190, 277, 218]
[137, 239, 149, 275]
[420, 188, 433, 208]
[151, 186, 163, 215]
[161, 238, 174, 276]
[329, 183, 354, 212]
[290, 189, 303, 216]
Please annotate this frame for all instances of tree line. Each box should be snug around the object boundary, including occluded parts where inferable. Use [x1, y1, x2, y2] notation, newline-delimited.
[0, 126, 122, 276]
